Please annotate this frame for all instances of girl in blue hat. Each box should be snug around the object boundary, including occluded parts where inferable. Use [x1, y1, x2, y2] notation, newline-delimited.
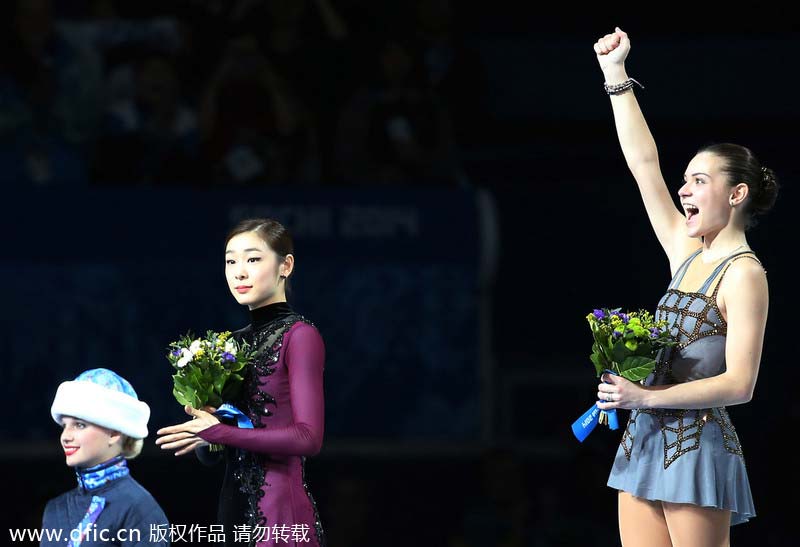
[42, 368, 170, 546]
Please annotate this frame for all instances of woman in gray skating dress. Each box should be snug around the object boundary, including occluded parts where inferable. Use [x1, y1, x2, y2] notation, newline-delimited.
[592, 27, 779, 547]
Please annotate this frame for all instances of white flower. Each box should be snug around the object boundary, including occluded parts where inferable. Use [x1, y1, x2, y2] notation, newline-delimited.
[224, 340, 237, 356]
[177, 348, 194, 368]
[189, 339, 202, 354]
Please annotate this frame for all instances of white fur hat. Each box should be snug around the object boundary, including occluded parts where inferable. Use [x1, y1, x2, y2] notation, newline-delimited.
[51, 368, 150, 439]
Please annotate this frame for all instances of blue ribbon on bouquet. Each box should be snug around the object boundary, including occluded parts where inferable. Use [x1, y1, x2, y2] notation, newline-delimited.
[571, 369, 619, 442]
[214, 403, 254, 429]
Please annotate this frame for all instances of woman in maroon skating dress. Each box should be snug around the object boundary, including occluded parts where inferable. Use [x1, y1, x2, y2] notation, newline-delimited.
[156, 218, 326, 547]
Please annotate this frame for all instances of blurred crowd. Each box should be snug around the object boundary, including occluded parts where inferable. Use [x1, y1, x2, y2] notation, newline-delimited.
[0, 0, 489, 187]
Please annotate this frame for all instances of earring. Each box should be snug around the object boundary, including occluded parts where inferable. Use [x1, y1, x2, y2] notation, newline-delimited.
[729, 198, 736, 207]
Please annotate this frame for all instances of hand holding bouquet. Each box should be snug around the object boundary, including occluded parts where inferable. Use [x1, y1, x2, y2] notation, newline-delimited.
[571, 308, 675, 442]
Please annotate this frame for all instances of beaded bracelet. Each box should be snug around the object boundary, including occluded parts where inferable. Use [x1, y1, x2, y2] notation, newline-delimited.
[604, 78, 644, 95]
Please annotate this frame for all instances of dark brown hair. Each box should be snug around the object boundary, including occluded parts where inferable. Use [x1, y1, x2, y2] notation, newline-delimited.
[697, 143, 779, 229]
[225, 218, 294, 292]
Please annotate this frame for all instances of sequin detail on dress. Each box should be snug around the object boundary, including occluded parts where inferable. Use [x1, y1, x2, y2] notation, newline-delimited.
[232, 314, 326, 546]
[301, 456, 327, 546]
[234, 315, 301, 531]
[607, 251, 760, 524]
[620, 252, 760, 468]
[652, 289, 724, 382]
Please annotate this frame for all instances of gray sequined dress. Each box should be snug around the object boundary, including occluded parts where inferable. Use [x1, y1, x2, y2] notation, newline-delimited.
[607, 249, 759, 525]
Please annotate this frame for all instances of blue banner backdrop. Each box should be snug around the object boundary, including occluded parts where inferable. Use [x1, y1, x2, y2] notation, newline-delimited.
[1, 187, 483, 442]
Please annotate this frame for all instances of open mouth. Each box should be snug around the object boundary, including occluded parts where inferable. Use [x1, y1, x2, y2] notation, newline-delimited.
[684, 204, 699, 222]
[64, 447, 78, 456]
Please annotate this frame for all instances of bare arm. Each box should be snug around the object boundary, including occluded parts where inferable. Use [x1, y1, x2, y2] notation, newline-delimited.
[598, 259, 768, 409]
[595, 28, 697, 265]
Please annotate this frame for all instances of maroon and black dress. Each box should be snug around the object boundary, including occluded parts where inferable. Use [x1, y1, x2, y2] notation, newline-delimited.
[197, 302, 326, 547]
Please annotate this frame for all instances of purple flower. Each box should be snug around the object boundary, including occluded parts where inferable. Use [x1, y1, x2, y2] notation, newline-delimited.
[613, 331, 622, 339]
[609, 310, 629, 323]
[593, 309, 606, 320]
[171, 349, 182, 357]
[222, 352, 235, 362]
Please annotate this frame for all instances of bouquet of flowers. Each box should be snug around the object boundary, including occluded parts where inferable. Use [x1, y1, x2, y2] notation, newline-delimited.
[167, 330, 255, 411]
[571, 308, 675, 442]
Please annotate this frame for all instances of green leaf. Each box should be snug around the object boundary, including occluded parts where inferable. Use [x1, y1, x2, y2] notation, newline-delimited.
[229, 358, 247, 373]
[221, 375, 243, 401]
[214, 371, 228, 394]
[172, 387, 191, 406]
[207, 392, 222, 408]
[186, 367, 201, 385]
[591, 341, 609, 367]
[173, 375, 189, 392]
[637, 340, 652, 357]
[612, 340, 631, 363]
[590, 353, 604, 377]
[619, 356, 655, 382]
[174, 383, 199, 407]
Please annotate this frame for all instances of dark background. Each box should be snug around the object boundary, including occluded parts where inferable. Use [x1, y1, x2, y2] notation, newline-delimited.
[1, 2, 796, 546]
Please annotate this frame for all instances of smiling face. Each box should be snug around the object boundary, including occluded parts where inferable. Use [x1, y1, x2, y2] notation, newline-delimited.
[60, 416, 121, 469]
[225, 231, 292, 309]
[678, 152, 737, 238]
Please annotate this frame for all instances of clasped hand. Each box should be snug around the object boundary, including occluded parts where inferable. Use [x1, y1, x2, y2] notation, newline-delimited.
[155, 405, 220, 456]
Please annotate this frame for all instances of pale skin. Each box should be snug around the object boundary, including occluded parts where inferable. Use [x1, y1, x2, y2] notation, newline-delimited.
[61, 416, 123, 468]
[592, 28, 769, 547]
[156, 231, 295, 456]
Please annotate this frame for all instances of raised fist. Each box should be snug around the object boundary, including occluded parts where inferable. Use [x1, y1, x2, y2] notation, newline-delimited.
[594, 27, 630, 72]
